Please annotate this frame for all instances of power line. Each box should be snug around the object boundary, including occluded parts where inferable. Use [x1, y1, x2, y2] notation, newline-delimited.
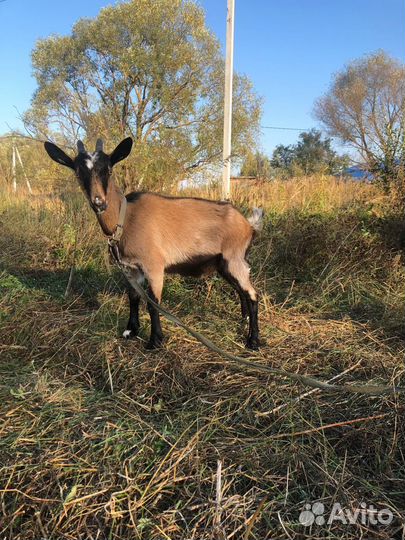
[261, 125, 314, 131]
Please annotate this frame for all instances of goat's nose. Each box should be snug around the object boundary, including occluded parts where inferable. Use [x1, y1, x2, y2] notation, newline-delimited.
[93, 196, 107, 212]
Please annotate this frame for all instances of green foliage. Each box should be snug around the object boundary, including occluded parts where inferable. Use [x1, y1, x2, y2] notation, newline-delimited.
[24, 0, 262, 189]
[239, 150, 273, 179]
[0, 272, 26, 294]
[271, 129, 349, 177]
[271, 144, 295, 172]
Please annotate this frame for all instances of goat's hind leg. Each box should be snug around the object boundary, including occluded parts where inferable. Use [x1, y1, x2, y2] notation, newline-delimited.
[218, 263, 249, 322]
[245, 293, 260, 350]
[221, 257, 260, 350]
[144, 269, 164, 350]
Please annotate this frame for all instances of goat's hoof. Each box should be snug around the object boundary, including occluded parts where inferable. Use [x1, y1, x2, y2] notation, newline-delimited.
[145, 336, 164, 350]
[245, 337, 260, 350]
[122, 328, 139, 339]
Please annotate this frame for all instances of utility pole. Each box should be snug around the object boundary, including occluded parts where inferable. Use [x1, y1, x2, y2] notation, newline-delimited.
[11, 143, 33, 194]
[12, 143, 17, 192]
[222, 0, 235, 200]
[15, 146, 33, 194]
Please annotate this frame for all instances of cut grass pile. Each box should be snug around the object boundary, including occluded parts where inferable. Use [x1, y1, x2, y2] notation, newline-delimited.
[0, 176, 404, 539]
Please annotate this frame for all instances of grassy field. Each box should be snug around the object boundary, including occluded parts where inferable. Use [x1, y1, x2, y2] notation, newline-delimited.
[0, 175, 404, 539]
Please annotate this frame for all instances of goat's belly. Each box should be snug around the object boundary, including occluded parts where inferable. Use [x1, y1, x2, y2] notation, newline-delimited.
[165, 254, 221, 277]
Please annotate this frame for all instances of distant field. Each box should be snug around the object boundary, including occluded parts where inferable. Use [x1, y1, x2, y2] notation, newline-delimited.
[1, 176, 404, 539]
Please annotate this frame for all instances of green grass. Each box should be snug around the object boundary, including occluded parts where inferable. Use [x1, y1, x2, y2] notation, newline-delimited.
[0, 180, 404, 539]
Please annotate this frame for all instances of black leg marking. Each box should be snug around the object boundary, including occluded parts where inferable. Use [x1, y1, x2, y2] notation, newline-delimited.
[245, 297, 260, 350]
[146, 287, 164, 350]
[218, 258, 260, 349]
[123, 287, 140, 339]
[238, 291, 249, 320]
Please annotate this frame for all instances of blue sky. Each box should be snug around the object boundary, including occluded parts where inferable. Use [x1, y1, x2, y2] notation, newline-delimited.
[0, 0, 404, 154]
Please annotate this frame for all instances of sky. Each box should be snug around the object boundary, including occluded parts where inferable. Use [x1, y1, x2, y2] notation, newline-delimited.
[0, 0, 404, 155]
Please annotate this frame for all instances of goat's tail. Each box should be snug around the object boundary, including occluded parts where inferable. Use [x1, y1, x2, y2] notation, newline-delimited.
[248, 207, 264, 232]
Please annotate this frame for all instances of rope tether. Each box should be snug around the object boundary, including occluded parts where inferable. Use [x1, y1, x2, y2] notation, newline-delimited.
[109, 246, 404, 397]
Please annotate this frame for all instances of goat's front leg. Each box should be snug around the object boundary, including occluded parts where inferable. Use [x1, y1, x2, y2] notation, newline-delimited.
[121, 266, 144, 340]
[123, 286, 140, 339]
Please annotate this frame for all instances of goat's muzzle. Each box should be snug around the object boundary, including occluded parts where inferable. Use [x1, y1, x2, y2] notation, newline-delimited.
[92, 196, 107, 213]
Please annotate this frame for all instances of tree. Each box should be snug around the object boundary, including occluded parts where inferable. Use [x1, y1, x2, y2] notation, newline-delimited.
[271, 144, 295, 172]
[294, 129, 348, 174]
[240, 150, 272, 179]
[271, 130, 348, 177]
[24, 0, 262, 189]
[314, 51, 405, 190]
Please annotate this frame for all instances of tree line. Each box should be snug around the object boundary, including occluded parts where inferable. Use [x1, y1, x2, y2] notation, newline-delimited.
[240, 129, 350, 179]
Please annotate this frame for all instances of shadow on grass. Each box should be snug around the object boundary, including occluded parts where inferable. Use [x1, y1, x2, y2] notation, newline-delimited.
[0, 263, 128, 308]
[0, 215, 129, 305]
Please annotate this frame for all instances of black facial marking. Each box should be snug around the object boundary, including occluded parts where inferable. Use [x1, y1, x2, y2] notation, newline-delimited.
[75, 153, 92, 196]
[74, 151, 112, 197]
[92, 152, 111, 193]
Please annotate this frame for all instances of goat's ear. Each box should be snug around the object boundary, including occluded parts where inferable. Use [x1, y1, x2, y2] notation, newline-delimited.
[110, 137, 133, 166]
[44, 142, 74, 169]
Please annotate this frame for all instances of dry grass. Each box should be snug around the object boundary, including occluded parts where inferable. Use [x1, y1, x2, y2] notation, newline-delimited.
[184, 174, 381, 213]
[0, 176, 404, 539]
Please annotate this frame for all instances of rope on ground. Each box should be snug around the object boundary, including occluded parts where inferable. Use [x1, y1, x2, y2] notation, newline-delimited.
[116, 258, 405, 396]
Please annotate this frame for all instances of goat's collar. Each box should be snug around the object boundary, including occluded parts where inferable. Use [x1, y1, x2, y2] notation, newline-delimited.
[108, 195, 127, 244]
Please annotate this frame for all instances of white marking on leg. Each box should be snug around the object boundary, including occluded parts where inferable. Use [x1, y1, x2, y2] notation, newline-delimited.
[123, 329, 132, 338]
[227, 258, 257, 301]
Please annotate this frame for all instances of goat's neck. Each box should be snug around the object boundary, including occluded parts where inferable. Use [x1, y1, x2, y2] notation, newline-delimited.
[96, 183, 124, 237]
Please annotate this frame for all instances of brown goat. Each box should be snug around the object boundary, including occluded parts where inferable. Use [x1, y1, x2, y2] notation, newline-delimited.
[44, 137, 262, 350]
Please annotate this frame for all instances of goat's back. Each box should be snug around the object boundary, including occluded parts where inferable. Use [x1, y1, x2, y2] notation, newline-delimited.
[121, 192, 253, 267]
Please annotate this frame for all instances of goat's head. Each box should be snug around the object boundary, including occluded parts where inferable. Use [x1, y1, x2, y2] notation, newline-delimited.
[44, 137, 133, 213]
